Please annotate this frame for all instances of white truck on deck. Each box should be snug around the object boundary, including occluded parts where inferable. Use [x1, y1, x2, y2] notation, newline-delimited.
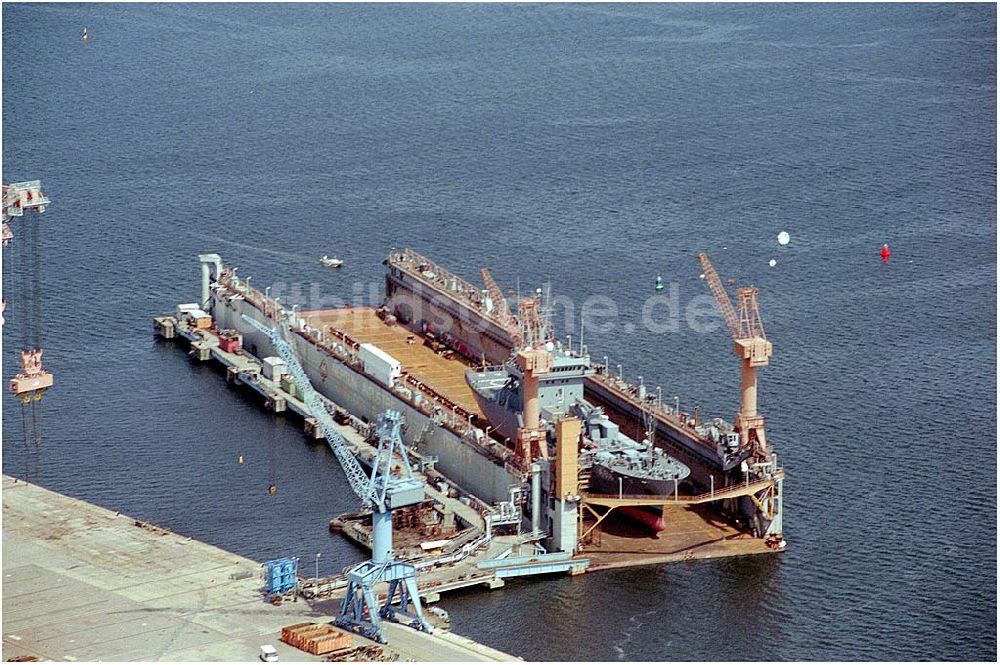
[358, 343, 401, 388]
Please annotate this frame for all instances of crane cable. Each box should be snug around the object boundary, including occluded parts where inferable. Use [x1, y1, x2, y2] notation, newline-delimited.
[18, 210, 45, 460]
[267, 419, 278, 495]
[4, 208, 33, 477]
[15, 214, 30, 462]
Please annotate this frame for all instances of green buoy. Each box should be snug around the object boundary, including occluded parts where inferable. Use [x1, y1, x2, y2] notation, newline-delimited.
[654, 274, 664, 291]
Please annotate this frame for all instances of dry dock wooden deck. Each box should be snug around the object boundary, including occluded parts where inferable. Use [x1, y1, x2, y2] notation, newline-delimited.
[579, 504, 777, 570]
[302, 307, 486, 419]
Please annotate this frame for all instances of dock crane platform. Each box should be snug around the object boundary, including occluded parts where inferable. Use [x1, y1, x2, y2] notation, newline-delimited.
[241, 313, 433, 645]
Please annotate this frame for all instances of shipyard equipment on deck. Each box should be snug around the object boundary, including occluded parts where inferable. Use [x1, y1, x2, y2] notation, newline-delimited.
[698, 253, 772, 461]
[241, 314, 432, 645]
[3, 181, 53, 477]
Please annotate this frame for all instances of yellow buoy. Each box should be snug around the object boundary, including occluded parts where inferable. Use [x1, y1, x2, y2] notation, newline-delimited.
[268, 484, 277, 495]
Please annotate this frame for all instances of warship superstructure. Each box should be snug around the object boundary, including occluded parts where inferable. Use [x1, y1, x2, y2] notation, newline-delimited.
[466, 345, 690, 500]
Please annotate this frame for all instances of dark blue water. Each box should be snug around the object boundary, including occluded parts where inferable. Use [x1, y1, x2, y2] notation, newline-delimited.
[3, 4, 995, 660]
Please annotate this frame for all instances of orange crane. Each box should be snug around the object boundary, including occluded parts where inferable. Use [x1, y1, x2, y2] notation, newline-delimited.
[481, 267, 521, 348]
[513, 296, 552, 465]
[698, 253, 772, 458]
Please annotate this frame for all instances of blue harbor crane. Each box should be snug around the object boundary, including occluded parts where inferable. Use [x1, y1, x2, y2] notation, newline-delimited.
[241, 313, 433, 644]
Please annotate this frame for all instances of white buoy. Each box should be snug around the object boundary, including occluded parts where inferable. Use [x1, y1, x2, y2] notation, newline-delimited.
[769, 259, 777, 267]
[777, 231, 790, 246]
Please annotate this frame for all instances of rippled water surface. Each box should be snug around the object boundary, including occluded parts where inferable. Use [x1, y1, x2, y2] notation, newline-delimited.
[3, 3, 995, 661]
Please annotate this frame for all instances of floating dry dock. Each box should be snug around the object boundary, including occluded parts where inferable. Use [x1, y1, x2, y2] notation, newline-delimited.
[1, 476, 517, 662]
[152, 250, 784, 594]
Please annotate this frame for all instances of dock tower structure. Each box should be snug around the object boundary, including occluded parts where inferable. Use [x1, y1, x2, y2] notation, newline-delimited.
[698, 252, 781, 539]
[698, 253, 773, 462]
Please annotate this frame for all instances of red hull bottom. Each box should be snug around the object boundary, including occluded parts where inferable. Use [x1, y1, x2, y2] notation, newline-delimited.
[618, 506, 666, 533]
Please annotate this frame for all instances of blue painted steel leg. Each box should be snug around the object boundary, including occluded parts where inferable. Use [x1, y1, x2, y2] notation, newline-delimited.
[336, 561, 389, 643]
[381, 566, 433, 633]
[334, 512, 432, 643]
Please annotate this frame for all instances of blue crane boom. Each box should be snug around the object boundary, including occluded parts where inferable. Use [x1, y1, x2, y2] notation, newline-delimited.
[240, 311, 431, 643]
[241, 314, 381, 508]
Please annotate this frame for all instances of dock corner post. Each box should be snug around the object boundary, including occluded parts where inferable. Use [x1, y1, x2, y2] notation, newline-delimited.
[198, 253, 223, 311]
[530, 462, 542, 534]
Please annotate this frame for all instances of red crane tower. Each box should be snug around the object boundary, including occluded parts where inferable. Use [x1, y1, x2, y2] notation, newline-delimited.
[481, 267, 521, 348]
[512, 294, 556, 467]
[699, 253, 772, 459]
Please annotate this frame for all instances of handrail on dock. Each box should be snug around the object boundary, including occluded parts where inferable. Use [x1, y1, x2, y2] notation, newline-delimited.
[582, 474, 780, 508]
[587, 371, 718, 452]
[387, 248, 516, 332]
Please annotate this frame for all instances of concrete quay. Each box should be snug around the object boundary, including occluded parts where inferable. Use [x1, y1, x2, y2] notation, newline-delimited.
[1, 476, 518, 662]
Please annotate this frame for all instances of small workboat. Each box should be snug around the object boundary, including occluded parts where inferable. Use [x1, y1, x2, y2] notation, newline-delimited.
[320, 255, 344, 268]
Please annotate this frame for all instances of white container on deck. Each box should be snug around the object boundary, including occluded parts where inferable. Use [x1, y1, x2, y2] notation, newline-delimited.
[176, 303, 200, 318]
[359, 343, 401, 388]
[262, 357, 287, 381]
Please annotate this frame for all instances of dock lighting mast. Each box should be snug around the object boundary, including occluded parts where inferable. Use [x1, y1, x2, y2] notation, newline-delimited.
[697, 253, 773, 458]
[240, 314, 432, 645]
[3, 181, 53, 468]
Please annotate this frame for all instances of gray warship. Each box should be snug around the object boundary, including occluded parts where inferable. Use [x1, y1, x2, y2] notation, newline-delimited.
[466, 342, 690, 500]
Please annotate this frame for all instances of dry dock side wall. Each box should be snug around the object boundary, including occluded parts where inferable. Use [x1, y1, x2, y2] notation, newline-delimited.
[212, 295, 520, 505]
[385, 269, 513, 366]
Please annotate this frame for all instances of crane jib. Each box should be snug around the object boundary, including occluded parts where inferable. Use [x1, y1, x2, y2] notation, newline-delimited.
[240, 314, 380, 510]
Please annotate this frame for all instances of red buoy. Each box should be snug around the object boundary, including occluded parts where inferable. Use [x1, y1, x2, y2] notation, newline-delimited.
[880, 244, 891, 263]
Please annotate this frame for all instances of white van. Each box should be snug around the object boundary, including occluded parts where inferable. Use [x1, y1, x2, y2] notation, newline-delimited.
[259, 644, 278, 662]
